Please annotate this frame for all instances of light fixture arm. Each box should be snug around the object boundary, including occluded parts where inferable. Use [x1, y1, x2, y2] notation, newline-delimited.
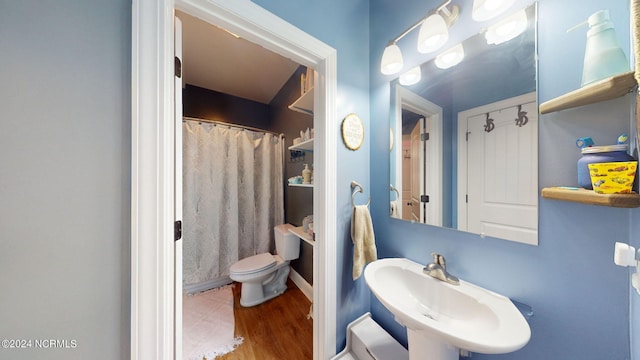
[388, 0, 460, 44]
[437, 1, 460, 26]
[392, 17, 427, 45]
[436, 0, 454, 16]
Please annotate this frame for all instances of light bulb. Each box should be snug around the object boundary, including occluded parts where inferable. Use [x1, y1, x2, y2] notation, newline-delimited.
[399, 66, 421, 86]
[435, 44, 464, 69]
[485, 9, 527, 45]
[381, 43, 404, 75]
[417, 13, 449, 54]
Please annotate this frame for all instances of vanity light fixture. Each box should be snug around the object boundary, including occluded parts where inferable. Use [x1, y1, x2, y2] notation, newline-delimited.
[399, 66, 422, 85]
[434, 43, 464, 69]
[381, 42, 404, 75]
[485, 9, 527, 45]
[379, 0, 459, 75]
[472, 0, 515, 22]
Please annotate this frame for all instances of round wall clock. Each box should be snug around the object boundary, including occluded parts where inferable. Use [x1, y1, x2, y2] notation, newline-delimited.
[341, 113, 364, 150]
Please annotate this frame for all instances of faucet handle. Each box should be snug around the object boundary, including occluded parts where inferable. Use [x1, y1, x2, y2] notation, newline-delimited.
[431, 252, 446, 267]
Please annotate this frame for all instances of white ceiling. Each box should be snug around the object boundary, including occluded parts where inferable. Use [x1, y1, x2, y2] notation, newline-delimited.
[178, 11, 300, 104]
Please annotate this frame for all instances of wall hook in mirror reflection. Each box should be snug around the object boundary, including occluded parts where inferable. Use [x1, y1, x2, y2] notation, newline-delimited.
[484, 113, 495, 133]
[351, 181, 371, 207]
[514, 104, 529, 127]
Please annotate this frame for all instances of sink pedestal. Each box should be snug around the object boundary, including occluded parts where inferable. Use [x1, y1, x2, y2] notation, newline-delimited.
[407, 329, 458, 360]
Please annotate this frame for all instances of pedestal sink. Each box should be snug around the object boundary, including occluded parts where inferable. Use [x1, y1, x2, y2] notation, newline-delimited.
[364, 258, 530, 360]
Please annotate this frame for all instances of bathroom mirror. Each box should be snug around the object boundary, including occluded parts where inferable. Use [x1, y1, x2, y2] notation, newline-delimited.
[389, 3, 539, 245]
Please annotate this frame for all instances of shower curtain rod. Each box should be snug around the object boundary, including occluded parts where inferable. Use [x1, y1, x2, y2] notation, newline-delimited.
[183, 116, 284, 137]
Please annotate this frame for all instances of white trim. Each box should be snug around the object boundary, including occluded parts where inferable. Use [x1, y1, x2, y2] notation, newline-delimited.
[174, 15, 183, 360]
[395, 86, 443, 226]
[312, 48, 339, 360]
[131, 1, 176, 359]
[289, 269, 313, 302]
[393, 85, 403, 219]
[457, 106, 469, 231]
[132, 1, 337, 359]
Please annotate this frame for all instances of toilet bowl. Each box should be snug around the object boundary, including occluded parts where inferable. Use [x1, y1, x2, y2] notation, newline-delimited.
[229, 223, 300, 307]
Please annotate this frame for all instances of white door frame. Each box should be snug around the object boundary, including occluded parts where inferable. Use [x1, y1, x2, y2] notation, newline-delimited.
[409, 118, 424, 222]
[173, 16, 183, 359]
[131, 1, 338, 359]
[394, 85, 443, 226]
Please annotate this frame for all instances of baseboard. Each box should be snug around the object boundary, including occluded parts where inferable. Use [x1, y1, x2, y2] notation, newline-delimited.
[289, 268, 313, 302]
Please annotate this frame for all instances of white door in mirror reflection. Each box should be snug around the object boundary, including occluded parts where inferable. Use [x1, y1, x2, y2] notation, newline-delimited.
[458, 92, 538, 245]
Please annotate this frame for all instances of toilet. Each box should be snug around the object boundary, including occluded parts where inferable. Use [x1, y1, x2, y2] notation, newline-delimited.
[229, 223, 300, 307]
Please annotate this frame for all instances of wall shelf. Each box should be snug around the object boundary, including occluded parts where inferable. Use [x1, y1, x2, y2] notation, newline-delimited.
[539, 71, 639, 208]
[290, 226, 314, 246]
[541, 187, 640, 208]
[288, 183, 313, 188]
[288, 138, 314, 151]
[539, 71, 636, 114]
[288, 88, 314, 115]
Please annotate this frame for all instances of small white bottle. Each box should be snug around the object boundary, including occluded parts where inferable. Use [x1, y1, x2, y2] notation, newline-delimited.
[302, 164, 312, 184]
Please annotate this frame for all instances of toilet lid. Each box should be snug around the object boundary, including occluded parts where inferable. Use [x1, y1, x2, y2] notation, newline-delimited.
[230, 253, 277, 274]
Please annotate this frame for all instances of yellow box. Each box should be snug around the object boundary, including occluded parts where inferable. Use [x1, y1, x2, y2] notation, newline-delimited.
[588, 161, 637, 194]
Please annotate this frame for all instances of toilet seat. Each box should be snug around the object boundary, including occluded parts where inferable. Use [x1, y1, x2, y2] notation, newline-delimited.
[230, 253, 277, 275]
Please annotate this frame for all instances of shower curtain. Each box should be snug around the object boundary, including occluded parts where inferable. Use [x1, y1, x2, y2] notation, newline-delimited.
[182, 120, 284, 290]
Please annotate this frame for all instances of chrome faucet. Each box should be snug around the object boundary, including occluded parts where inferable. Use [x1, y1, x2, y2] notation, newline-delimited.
[423, 252, 459, 285]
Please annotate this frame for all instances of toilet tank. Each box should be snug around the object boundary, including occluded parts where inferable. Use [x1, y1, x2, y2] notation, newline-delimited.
[274, 224, 300, 261]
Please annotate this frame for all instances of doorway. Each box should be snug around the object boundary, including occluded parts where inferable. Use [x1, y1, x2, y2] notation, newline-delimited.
[131, 1, 338, 359]
[177, 9, 312, 357]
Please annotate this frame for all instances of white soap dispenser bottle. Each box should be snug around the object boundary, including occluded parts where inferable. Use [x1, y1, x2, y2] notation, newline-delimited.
[302, 164, 312, 184]
[579, 10, 630, 86]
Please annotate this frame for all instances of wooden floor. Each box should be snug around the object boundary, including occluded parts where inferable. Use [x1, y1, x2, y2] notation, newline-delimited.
[218, 278, 313, 360]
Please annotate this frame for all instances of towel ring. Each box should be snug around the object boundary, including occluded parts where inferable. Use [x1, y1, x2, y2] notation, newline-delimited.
[351, 181, 371, 207]
[390, 184, 400, 201]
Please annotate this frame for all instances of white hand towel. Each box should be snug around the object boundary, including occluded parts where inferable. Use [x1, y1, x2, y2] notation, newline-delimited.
[351, 205, 377, 280]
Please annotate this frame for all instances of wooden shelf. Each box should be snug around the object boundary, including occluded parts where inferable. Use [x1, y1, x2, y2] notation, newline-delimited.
[288, 138, 313, 151]
[539, 71, 636, 114]
[289, 226, 314, 246]
[288, 88, 314, 115]
[288, 183, 313, 188]
[541, 187, 640, 208]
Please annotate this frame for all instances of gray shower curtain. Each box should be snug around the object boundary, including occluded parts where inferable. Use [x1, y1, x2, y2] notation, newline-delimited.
[182, 120, 284, 290]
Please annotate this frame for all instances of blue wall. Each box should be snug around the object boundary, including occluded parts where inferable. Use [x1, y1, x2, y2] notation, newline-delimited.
[371, 0, 636, 359]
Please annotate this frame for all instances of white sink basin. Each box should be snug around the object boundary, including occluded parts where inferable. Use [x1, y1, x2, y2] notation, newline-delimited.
[364, 258, 530, 359]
